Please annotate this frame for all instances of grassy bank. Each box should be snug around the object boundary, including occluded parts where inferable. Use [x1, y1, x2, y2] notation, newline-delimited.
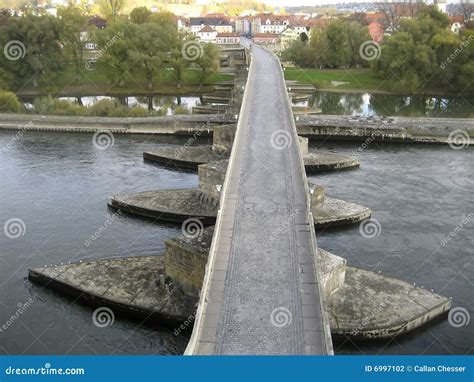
[283, 68, 469, 96]
[16, 66, 234, 98]
[284, 68, 388, 92]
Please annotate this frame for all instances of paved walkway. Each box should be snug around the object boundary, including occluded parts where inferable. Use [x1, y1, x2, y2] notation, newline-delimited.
[186, 46, 332, 355]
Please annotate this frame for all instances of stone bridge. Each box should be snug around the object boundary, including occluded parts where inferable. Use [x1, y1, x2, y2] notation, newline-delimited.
[184, 45, 333, 354]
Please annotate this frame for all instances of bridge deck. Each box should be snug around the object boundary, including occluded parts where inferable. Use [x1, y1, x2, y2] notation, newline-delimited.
[186, 46, 332, 355]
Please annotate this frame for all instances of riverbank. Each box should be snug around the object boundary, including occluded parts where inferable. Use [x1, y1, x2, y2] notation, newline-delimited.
[284, 68, 471, 96]
[15, 67, 234, 98]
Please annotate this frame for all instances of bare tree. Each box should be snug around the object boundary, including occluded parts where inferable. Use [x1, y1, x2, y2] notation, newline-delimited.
[376, 0, 425, 28]
[459, 0, 474, 23]
[97, 0, 126, 21]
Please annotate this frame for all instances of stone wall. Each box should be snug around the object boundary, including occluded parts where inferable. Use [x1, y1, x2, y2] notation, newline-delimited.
[198, 160, 228, 200]
[164, 229, 214, 298]
[212, 124, 237, 154]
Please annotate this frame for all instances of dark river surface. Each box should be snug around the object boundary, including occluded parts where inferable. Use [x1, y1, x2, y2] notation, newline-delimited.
[0, 131, 472, 355]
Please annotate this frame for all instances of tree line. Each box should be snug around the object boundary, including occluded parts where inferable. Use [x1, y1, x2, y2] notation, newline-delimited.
[0, 6, 219, 92]
[282, 6, 474, 93]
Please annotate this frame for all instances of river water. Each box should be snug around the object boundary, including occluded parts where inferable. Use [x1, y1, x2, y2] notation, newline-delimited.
[294, 92, 474, 118]
[21, 91, 474, 118]
[0, 131, 472, 355]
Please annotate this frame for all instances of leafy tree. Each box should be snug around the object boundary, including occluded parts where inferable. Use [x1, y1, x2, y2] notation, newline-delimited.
[283, 20, 369, 69]
[324, 20, 350, 68]
[456, 29, 474, 90]
[168, 33, 192, 88]
[129, 6, 151, 24]
[299, 32, 308, 43]
[308, 26, 330, 68]
[344, 22, 370, 68]
[281, 39, 317, 68]
[0, 89, 22, 113]
[57, 6, 90, 74]
[0, 68, 14, 90]
[94, 21, 135, 87]
[374, 31, 435, 92]
[128, 21, 178, 90]
[373, 6, 469, 93]
[149, 11, 177, 28]
[0, 14, 64, 88]
[195, 43, 219, 85]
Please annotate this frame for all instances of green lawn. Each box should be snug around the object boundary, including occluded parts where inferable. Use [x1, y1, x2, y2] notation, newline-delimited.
[17, 65, 234, 97]
[284, 68, 389, 92]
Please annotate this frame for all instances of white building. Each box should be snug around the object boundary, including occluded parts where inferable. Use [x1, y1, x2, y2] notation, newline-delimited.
[259, 15, 291, 34]
[216, 33, 241, 45]
[197, 26, 217, 42]
[190, 17, 232, 35]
